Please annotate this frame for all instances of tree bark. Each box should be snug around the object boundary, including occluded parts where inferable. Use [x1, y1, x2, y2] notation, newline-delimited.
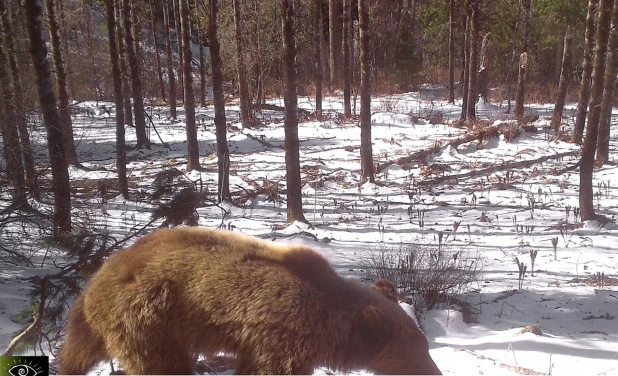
[359, 0, 374, 183]
[209, 0, 230, 199]
[162, 0, 177, 118]
[551, 32, 573, 131]
[580, 0, 614, 221]
[180, 0, 199, 171]
[343, 0, 352, 118]
[105, 0, 128, 198]
[514, 0, 531, 121]
[115, 0, 133, 127]
[466, 0, 479, 122]
[596, 0, 618, 165]
[123, 0, 149, 149]
[448, 0, 455, 103]
[460, 11, 470, 120]
[25, 0, 72, 234]
[173, 0, 184, 101]
[196, 5, 206, 107]
[281, 0, 306, 223]
[329, 0, 342, 88]
[150, 0, 166, 102]
[314, 0, 323, 121]
[572, 0, 600, 144]
[0, 0, 37, 197]
[45, 0, 78, 165]
[233, 0, 252, 128]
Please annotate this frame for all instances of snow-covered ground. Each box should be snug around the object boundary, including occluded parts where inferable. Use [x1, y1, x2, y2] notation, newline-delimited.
[1, 91, 617, 375]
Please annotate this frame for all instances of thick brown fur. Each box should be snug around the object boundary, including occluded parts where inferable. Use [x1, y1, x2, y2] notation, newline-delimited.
[371, 279, 399, 302]
[58, 227, 441, 375]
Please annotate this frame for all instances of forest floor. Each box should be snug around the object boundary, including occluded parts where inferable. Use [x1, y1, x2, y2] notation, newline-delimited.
[1, 89, 617, 375]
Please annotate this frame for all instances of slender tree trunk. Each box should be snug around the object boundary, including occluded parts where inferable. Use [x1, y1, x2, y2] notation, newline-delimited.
[115, 0, 132, 128]
[448, 0, 455, 103]
[233, 0, 252, 128]
[45, 0, 78, 164]
[551, 32, 573, 131]
[596, 0, 618, 165]
[180, 0, 199, 171]
[58, 0, 73, 101]
[329, 0, 342, 89]
[580, 0, 614, 221]
[466, 0, 479, 122]
[359, 0, 374, 183]
[314, 0, 323, 121]
[460, 12, 470, 120]
[573, 0, 600, 144]
[514, 0, 531, 120]
[208, 0, 229, 198]
[25, 0, 72, 234]
[0, 37, 27, 206]
[105, 0, 128, 198]
[173, 0, 184, 101]
[123, 0, 149, 149]
[163, 0, 177, 118]
[343, 0, 351, 118]
[150, 0, 166, 102]
[281, 0, 306, 223]
[195, 4, 206, 107]
[0, 0, 37, 196]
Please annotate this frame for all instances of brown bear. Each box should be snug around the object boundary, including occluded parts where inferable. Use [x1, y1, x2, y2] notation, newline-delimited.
[58, 227, 442, 375]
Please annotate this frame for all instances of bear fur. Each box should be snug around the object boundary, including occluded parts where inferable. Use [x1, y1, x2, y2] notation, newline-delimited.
[58, 227, 441, 375]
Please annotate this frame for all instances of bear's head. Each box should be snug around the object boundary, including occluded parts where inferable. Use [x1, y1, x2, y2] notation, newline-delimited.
[353, 281, 442, 375]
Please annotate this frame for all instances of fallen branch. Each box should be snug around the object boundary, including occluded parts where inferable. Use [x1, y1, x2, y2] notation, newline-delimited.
[3, 278, 48, 356]
[252, 103, 313, 118]
[416, 150, 579, 187]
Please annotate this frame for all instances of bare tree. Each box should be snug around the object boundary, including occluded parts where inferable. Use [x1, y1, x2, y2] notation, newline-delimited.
[208, 0, 230, 199]
[580, 0, 614, 221]
[45, 0, 78, 165]
[150, 0, 166, 102]
[123, 0, 149, 149]
[343, 0, 351, 118]
[460, 10, 470, 120]
[514, 0, 531, 121]
[163, 0, 177, 118]
[314, 0, 323, 121]
[233, 0, 252, 128]
[448, 0, 455, 103]
[116, 0, 133, 128]
[551, 32, 573, 131]
[572, 0, 600, 144]
[596, 0, 618, 165]
[180, 0, 199, 171]
[0, 0, 36, 196]
[25, 0, 72, 233]
[173, 0, 184, 100]
[359, 0, 374, 183]
[105, 0, 128, 198]
[466, 0, 480, 122]
[282, 0, 306, 223]
[195, 5, 206, 107]
[329, 0, 342, 88]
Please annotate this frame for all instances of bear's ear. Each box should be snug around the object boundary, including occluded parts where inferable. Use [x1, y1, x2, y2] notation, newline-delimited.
[371, 279, 398, 302]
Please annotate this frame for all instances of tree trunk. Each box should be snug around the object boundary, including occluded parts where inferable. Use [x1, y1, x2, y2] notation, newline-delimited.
[281, 0, 306, 223]
[580, 0, 614, 221]
[150, 0, 166, 102]
[551, 32, 573, 131]
[514, 0, 531, 121]
[173, 0, 184, 101]
[45, 0, 78, 165]
[466, 0, 479, 122]
[460, 11, 469, 120]
[58, 0, 73, 101]
[343, 0, 352, 118]
[180, 0, 199, 172]
[115, 0, 133, 128]
[573, 0, 600, 144]
[0, 35, 27, 206]
[162, 0, 177, 118]
[596, 0, 618, 165]
[25, 0, 72, 234]
[123, 0, 149, 149]
[233, 0, 252, 128]
[208, 0, 230, 199]
[0, 0, 37, 197]
[196, 5, 206, 107]
[359, 0, 374, 183]
[448, 0, 455, 103]
[314, 0, 323, 121]
[105, 0, 128, 198]
[329, 0, 342, 89]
